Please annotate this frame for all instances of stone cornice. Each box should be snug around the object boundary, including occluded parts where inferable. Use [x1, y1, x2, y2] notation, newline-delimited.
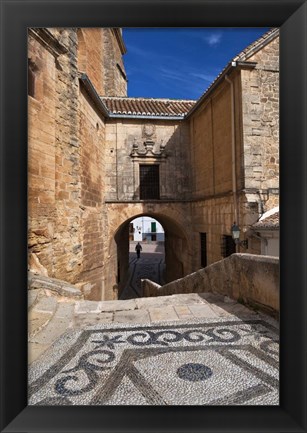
[28, 28, 68, 57]
[112, 28, 127, 55]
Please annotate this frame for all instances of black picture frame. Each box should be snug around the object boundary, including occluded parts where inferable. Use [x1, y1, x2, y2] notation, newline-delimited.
[0, 0, 306, 432]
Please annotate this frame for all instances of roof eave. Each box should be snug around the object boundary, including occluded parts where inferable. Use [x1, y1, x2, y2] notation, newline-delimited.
[108, 113, 185, 120]
[79, 73, 110, 118]
[185, 61, 257, 120]
[252, 224, 279, 230]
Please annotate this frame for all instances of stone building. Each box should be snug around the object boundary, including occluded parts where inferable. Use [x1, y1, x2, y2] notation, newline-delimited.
[28, 27, 279, 301]
[186, 28, 279, 264]
[130, 217, 165, 242]
[251, 206, 279, 256]
[28, 28, 127, 300]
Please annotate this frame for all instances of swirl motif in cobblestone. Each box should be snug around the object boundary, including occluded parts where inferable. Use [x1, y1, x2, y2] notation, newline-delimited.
[125, 327, 241, 346]
[28, 319, 279, 405]
[55, 349, 114, 396]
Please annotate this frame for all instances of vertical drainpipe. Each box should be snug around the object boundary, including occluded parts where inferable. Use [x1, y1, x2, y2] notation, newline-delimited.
[225, 72, 239, 229]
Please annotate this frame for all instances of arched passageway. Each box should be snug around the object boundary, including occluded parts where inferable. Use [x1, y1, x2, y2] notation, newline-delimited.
[120, 217, 165, 299]
[112, 213, 190, 299]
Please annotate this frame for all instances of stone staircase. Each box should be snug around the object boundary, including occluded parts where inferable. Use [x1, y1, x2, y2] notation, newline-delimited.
[142, 253, 279, 317]
[28, 289, 74, 364]
[28, 273, 268, 365]
[28, 273, 82, 363]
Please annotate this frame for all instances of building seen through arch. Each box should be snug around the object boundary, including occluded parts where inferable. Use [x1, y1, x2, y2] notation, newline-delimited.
[129, 217, 165, 242]
[28, 27, 279, 301]
[117, 217, 166, 299]
[112, 210, 188, 300]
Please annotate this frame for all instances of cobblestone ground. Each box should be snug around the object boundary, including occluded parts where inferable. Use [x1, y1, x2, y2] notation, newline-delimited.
[120, 242, 165, 300]
[28, 287, 279, 406]
[28, 245, 279, 406]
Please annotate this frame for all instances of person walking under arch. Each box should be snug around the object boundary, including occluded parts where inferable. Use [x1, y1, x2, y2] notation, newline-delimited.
[135, 242, 142, 259]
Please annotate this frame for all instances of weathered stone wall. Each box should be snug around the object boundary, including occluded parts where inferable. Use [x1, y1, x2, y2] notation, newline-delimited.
[105, 119, 191, 201]
[191, 195, 237, 266]
[78, 88, 107, 300]
[77, 28, 105, 95]
[28, 29, 109, 301]
[51, 29, 83, 286]
[77, 28, 127, 97]
[28, 29, 82, 281]
[241, 35, 279, 211]
[28, 31, 58, 275]
[143, 253, 279, 316]
[188, 70, 253, 264]
[188, 38, 280, 266]
[189, 71, 243, 200]
[103, 29, 127, 97]
[104, 201, 194, 297]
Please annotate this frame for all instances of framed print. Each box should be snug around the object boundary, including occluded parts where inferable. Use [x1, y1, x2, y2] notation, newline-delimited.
[1, 0, 306, 432]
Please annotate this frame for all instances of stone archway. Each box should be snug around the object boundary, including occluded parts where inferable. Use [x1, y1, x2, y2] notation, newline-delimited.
[115, 213, 190, 298]
[104, 204, 192, 300]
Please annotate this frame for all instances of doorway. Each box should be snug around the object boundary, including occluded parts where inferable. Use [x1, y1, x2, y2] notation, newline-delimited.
[121, 217, 165, 299]
[113, 212, 189, 300]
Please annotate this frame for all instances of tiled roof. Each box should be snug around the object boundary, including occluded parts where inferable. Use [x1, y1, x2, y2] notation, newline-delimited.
[95, 29, 278, 120]
[253, 207, 279, 230]
[100, 97, 196, 118]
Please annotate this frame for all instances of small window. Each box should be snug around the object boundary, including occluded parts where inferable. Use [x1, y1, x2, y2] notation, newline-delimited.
[200, 233, 207, 267]
[116, 63, 127, 81]
[139, 165, 160, 200]
[221, 235, 236, 258]
[151, 222, 156, 233]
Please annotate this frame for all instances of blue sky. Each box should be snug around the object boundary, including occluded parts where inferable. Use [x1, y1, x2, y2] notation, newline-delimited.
[123, 28, 270, 100]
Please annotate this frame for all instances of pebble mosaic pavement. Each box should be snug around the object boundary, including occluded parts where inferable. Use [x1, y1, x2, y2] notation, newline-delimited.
[28, 316, 279, 406]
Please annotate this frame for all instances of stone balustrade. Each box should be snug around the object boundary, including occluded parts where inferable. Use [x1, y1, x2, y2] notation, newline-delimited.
[142, 253, 279, 316]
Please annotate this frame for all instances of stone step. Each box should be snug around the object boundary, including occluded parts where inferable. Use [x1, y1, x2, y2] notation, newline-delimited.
[28, 295, 58, 338]
[28, 301, 75, 364]
[28, 289, 42, 310]
[72, 292, 258, 327]
[28, 291, 264, 365]
[28, 272, 83, 299]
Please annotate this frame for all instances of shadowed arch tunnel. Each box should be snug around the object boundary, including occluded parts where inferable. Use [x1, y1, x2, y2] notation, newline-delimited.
[113, 213, 190, 298]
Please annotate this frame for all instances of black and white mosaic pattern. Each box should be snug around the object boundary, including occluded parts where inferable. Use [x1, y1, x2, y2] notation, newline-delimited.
[28, 317, 279, 406]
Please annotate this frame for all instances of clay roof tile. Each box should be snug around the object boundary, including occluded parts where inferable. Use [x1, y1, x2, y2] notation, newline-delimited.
[101, 97, 196, 117]
[253, 207, 279, 230]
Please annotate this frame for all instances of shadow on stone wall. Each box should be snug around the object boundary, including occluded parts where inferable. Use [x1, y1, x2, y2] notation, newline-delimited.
[120, 121, 192, 201]
[142, 253, 279, 317]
